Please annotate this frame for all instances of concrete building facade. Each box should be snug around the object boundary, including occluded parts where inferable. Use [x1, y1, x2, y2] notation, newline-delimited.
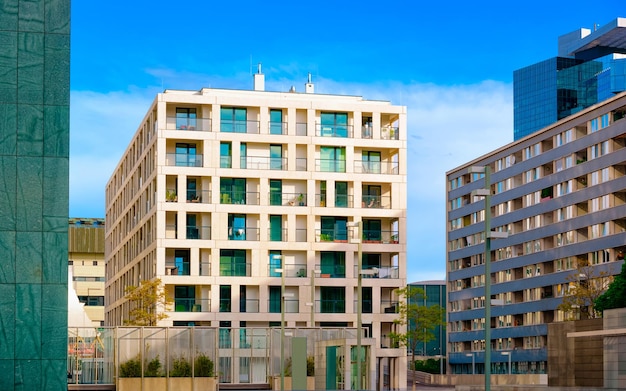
[446, 92, 626, 375]
[104, 74, 407, 387]
[0, 1, 71, 390]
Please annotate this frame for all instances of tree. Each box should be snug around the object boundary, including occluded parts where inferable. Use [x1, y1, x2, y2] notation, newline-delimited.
[557, 263, 613, 320]
[595, 260, 626, 314]
[124, 278, 172, 326]
[388, 287, 444, 391]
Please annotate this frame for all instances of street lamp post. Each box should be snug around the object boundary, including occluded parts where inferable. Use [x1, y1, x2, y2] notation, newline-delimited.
[310, 269, 321, 327]
[348, 221, 363, 390]
[468, 165, 508, 391]
[275, 262, 291, 391]
[466, 353, 475, 375]
[501, 351, 511, 375]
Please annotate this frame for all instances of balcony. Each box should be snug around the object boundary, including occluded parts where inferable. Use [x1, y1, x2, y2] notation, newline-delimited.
[220, 119, 260, 134]
[381, 126, 399, 140]
[315, 123, 353, 138]
[353, 161, 399, 174]
[241, 156, 287, 170]
[220, 191, 260, 205]
[165, 263, 189, 276]
[315, 264, 346, 278]
[318, 299, 345, 313]
[362, 125, 373, 139]
[268, 121, 287, 135]
[335, 194, 353, 208]
[381, 300, 400, 314]
[185, 225, 211, 240]
[268, 263, 308, 278]
[362, 195, 391, 209]
[296, 158, 307, 171]
[166, 153, 203, 167]
[227, 227, 260, 241]
[199, 262, 210, 276]
[353, 299, 373, 313]
[220, 262, 251, 277]
[239, 299, 260, 313]
[268, 299, 300, 313]
[185, 189, 211, 203]
[316, 159, 346, 173]
[362, 230, 399, 244]
[268, 227, 287, 242]
[271, 192, 307, 206]
[166, 116, 211, 131]
[353, 265, 400, 279]
[174, 298, 210, 312]
[316, 229, 348, 242]
[296, 122, 307, 136]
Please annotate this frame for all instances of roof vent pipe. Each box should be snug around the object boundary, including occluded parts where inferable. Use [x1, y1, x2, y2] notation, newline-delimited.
[253, 63, 265, 91]
[305, 73, 314, 93]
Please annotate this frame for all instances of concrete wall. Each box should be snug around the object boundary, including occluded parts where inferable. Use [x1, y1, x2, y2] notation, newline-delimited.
[604, 308, 626, 388]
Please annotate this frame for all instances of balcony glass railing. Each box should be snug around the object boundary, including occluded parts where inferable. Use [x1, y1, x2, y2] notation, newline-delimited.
[353, 299, 373, 313]
[315, 263, 346, 278]
[241, 156, 287, 170]
[165, 224, 177, 239]
[381, 300, 400, 314]
[318, 299, 345, 313]
[271, 192, 307, 206]
[165, 263, 189, 276]
[186, 225, 211, 240]
[220, 191, 260, 205]
[220, 119, 259, 134]
[361, 230, 399, 244]
[267, 263, 307, 277]
[362, 195, 391, 209]
[295, 228, 307, 242]
[381, 126, 399, 140]
[199, 262, 211, 276]
[296, 122, 307, 136]
[219, 262, 251, 277]
[166, 153, 203, 167]
[335, 194, 353, 208]
[268, 227, 287, 242]
[267, 299, 300, 313]
[227, 227, 260, 241]
[239, 299, 260, 313]
[296, 158, 307, 171]
[316, 159, 346, 172]
[316, 229, 348, 242]
[362, 125, 373, 139]
[185, 189, 211, 203]
[268, 121, 287, 135]
[353, 265, 399, 279]
[220, 156, 232, 168]
[166, 116, 211, 131]
[353, 161, 399, 174]
[174, 298, 210, 312]
[315, 123, 353, 138]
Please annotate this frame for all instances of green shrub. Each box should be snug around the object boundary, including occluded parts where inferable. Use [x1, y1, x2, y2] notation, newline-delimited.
[144, 355, 162, 377]
[194, 353, 214, 377]
[119, 356, 142, 377]
[170, 356, 192, 377]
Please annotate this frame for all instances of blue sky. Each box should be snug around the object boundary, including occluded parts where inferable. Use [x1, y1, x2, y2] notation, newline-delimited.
[69, 1, 624, 283]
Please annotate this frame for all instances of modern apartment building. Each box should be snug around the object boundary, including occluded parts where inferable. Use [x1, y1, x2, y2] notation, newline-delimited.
[446, 92, 626, 375]
[514, 17, 626, 140]
[104, 73, 407, 386]
[0, 2, 70, 390]
[69, 218, 106, 326]
[407, 280, 446, 360]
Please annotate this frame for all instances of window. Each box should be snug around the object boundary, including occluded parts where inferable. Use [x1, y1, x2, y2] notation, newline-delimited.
[269, 286, 281, 313]
[269, 109, 283, 135]
[269, 215, 283, 241]
[320, 112, 348, 137]
[220, 249, 246, 276]
[362, 151, 381, 173]
[221, 107, 247, 133]
[228, 214, 246, 240]
[320, 286, 345, 313]
[221, 178, 246, 204]
[320, 146, 346, 172]
[220, 142, 232, 168]
[321, 216, 347, 241]
[175, 143, 199, 167]
[363, 219, 381, 242]
[220, 287, 231, 313]
[176, 108, 196, 130]
[335, 181, 348, 207]
[269, 179, 282, 206]
[175, 286, 195, 312]
[269, 251, 282, 277]
[240, 142, 247, 169]
[590, 141, 609, 159]
[270, 144, 283, 170]
[174, 249, 190, 275]
[363, 185, 381, 208]
[321, 251, 346, 278]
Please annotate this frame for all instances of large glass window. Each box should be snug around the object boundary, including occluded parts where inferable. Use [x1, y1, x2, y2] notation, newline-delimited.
[240, 143, 247, 169]
[270, 144, 282, 170]
[321, 251, 346, 278]
[228, 214, 247, 240]
[176, 143, 198, 167]
[220, 142, 232, 168]
[175, 286, 195, 312]
[320, 286, 345, 313]
[220, 249, 246, 276]
[221, 107, 247, 133]
[221, 178, 246, 204]
[174, 249, 190, 275]
[269, 251, 282, 277]
[269, 179, 282, 206]
[362, 151, 381, 173]
[321, 216, 347, 241]
[363, 219, 382, 242]
[186, 214, 198, 239]
[321, 112, 348, 137]
[269, 286, 281, 313]
[335, 181, 348, 207]
[320, 146, 346, 172]
[176, 108, 196, 130]
[270, 109, 283, 135]
[269, 215, 282, 241]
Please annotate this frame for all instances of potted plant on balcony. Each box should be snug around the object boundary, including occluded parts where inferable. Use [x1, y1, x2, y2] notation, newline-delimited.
[166, 190, 177, 202]
[298, 194, 304, 206]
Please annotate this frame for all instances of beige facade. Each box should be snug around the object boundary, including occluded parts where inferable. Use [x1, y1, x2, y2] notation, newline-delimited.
[69, 218, 106, 326]
[104, 77, 407, 387]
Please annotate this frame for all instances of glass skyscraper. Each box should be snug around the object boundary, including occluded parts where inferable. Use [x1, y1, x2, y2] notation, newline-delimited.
[514, 18, 626, 140]
[0, 2, 70, 389]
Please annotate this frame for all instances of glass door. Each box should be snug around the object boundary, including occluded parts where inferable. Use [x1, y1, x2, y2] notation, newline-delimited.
[269, 179, 282, 206]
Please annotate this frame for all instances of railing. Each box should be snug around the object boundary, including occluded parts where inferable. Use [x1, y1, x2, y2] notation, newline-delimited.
[220, 156, 232, 168]
[317, 299, 346, 313]
[296, 122, 307, 136]
[381, 126, 399, 140]
[272, 192, 307, 206]
[316, 229, 348, 242]
[219, 299, 231, 312]
[219, 262, 251, 277]
[316, 159, 346, 172]
[295, 228, 307, 242]
[220, 119, 260, 134]
[315, 263, 346, 278]
[362, 230, 399, 244]
[174, 298, 211, 312]
[199, 262, 211, 276]
[227, 227, 260, 241]
[353, 161, 399, 174]
[165, 263, 189, 276]
[315, 194, 327, 207]
[268, 228, 287, 242]
[268, 263, 308, 277]
[166, 116, 211, 131]
[165, 224, 177, 239]
[239, 299, 260, 313]
[220, 191, 260, 205]
[267, 299, 300, 313]
[353, 265, 400, 279]
[335, 194, 353, 208]
[362, 125, 373, 139]
[381, 300, 400, 314]
[268, 121, 287, 135]
[166, 153, 203, 167]
[165, 188, 178, 202]
[353, 299, 374, 313]
[186, 225, 211, 240]
[362, 195, 391, 209]
[185, 189, 211, 203]
[315, 123, 353, 138]
[296, 157, 307, 171]
[241, 156, 287, 170]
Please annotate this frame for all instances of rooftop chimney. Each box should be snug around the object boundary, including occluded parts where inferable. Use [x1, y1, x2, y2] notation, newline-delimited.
[305, 72, 314, 93]
[253, 63, 265, 91]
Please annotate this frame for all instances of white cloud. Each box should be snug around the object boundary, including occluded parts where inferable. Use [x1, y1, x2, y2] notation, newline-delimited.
[68, 78, 514, 281]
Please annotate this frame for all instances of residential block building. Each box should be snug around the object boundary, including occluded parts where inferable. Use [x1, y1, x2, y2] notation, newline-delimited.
[104, 73, 407, 387]
[446, 92, 626, 375]
[514, 17, 626, 140]
[407, 280, 446, 360]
